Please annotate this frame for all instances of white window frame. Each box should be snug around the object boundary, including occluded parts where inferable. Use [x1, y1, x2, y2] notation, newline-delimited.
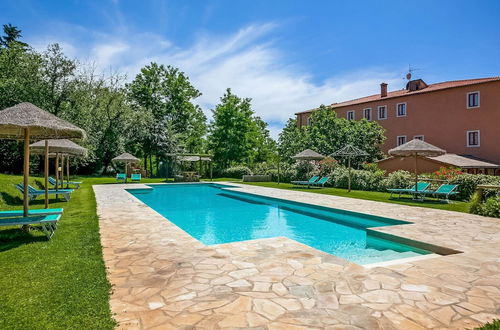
[414, 135, 424, 141]
[466, 130, 480, 147]
[363, 108, 372, 121]
[396, 102, 407, 117]
[467, 91, 480, 109]
[377, 105, 387, 120]
[347, 110, 355, 120]
[397, 135, 407, 146]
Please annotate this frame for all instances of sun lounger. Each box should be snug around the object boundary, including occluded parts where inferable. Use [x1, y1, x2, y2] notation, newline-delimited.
[16, 184, 73, 202]
[419, 184, 459, 202]
[0, 214, 62, 239]
[291, 176, 319, 187]
[387, 182, 430, 198]
[49, 176, 81, 189]
[116, 173, 126, 183]
[311, 176, 330, 188]
[0, 208, 63, 218]
[131, 173, 141, 182]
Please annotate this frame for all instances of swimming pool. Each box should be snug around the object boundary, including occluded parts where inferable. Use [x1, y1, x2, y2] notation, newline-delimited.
[128, 183, 433, 265]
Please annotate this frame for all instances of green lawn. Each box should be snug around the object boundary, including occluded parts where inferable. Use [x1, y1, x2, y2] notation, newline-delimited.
[0, 174, 164, 330]
[240, 182, 472, 213]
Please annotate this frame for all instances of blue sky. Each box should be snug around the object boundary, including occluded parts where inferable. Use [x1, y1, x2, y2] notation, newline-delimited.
[2, 0, 500, 138]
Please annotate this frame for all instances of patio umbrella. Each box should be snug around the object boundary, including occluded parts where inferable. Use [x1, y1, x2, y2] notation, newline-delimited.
[389, 139, 446, 192]
[0, 102, 85, 216]
[292, 149, 325, 161]
[112, 153, 139, 182]
[30, 139, 87, 203]
[331, 144, 369, 193]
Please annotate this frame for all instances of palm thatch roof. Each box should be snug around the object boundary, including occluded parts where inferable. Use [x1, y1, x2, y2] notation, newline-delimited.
[331, 144, 369, 157]
[292, 149, 325, 161]
[30, 139, 87, 157]
[389, 139, 445, 157]
[112, 152, 139, 163]
[0, 102, 85, 139]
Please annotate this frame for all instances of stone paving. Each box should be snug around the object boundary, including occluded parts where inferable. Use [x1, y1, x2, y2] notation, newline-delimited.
[94, 183, 500, 329]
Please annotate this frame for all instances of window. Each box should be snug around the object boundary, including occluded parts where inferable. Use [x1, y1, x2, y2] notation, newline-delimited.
[397, 135, 407, 146]
[396, 103, 407, 117]
[306, 117, 312, 125]
[363, 108, 372, 121]
[414, 135, 424, 141]
[347, 111, 355, 120]
[467, 130, 480, 147]
[467, 91, 480, 108]
[378, 106, 387, 120]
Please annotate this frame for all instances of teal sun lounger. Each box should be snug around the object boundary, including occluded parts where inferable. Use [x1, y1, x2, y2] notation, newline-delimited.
[116, 173, 126, 183]
[0, 214, 62, 239]
[291, 176, 319, 187]
[387, 182, 430, 198]
[131, 173, 141, 182]
[49, 176, 81, 189]
[16, 184, 73, 202]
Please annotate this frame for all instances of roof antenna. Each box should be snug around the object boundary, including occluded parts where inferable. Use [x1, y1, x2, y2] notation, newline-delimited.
[405, 64, 420, 81]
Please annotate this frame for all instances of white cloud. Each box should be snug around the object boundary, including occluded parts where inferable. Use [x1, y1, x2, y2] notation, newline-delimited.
[28, 23, 402, 139]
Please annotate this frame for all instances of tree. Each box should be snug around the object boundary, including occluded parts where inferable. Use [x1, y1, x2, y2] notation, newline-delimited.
[127, 63, 206, 176]
[0, 24, 28, 49]
[208, 89, 269, 169]
[278, 106, 385, 166]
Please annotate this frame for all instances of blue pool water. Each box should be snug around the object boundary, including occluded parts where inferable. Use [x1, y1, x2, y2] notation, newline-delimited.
[128, 184, 432, 264]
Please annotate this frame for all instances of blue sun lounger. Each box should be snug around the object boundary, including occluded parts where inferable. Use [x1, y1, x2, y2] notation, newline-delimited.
[49, 176, 81, 189]
[16, 184, 73, 202]
[419, 184, 459, 203]
[0, 214, 62, 239]
[310, 176, 330, 188]
[291, 176, 319, 187]
[131, 173, 141, 182]
[0, 208, 63, 218]
[116, 173, 126, 183]
[387, 182, 430, 198]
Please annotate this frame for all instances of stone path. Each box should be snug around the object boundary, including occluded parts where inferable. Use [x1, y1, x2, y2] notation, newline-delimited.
[94, 183, 500, 329]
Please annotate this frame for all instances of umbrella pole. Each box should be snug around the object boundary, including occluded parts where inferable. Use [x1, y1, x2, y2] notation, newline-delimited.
[348, 157, 352, 193]
[415, 154, 418, 192]
[55, 153, 59, 192]
[44, 140, 49, 209]
[23, 128, 30, 217]
[66, 156, 70, 189]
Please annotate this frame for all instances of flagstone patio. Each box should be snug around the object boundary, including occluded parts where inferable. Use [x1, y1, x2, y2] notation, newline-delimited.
[94, 183, 500, 329]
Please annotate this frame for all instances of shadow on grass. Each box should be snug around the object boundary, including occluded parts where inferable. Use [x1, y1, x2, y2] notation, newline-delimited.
[1, 192, 67, 206]
[0, 228, 47, 252]
[388, 196, 452, 205]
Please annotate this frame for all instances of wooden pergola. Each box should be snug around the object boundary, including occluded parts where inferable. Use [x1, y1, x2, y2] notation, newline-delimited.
[165, 153, 213, 181]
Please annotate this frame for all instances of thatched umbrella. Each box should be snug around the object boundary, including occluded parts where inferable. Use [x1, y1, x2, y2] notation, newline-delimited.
[0, 102, 85, 216]
[389, 139, 446, 192]
[331, 144, 369, 192]
[112, 153, 139, 182]
[292, 149, 325, 161]
[30, 139, 87, 200]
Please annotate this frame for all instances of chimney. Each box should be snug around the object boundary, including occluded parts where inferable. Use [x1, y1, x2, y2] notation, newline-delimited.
[380, 83, 388, 97]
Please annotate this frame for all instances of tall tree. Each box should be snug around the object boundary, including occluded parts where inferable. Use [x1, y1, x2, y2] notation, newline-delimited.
[0, 24, 28, 49]
[208, 89, 268, 168]
[278, 106, 385, 166]
[127, 63, 206, 175]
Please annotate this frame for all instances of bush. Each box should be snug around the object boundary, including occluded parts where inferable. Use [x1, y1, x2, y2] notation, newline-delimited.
[449, 174, 500, 200]
[330, 166, 386, 191]
[222, 166, 252, 179]
[251, 162, 298, 183]
[382, 170, 413, 190]
[471, 195, 500, 218]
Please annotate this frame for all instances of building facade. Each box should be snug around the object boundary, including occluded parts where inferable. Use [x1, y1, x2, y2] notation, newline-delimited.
[295, 77, 500, 164]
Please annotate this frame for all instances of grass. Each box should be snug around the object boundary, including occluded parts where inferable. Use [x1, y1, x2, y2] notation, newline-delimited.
[240, 181, 472, 213]
[0, 174, 164, 329]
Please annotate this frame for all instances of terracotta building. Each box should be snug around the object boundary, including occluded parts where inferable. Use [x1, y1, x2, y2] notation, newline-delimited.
[295, 77, 500, 169]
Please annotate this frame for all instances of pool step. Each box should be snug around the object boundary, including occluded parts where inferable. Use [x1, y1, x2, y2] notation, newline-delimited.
[351, 248, 423, 265]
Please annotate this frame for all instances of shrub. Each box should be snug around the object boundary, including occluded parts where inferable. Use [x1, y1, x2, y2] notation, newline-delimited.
[251, 162, 298, 183]
[382, 170, 413, 190]
[331, 167, 386, 191]
[222, 166, 252, 179]
[318, 157, 339, 177]
[431, 166, 463, 180]
[295, 160, 319, 181]
[471, 195, 500, 218]
[449, 174, 500, 200]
